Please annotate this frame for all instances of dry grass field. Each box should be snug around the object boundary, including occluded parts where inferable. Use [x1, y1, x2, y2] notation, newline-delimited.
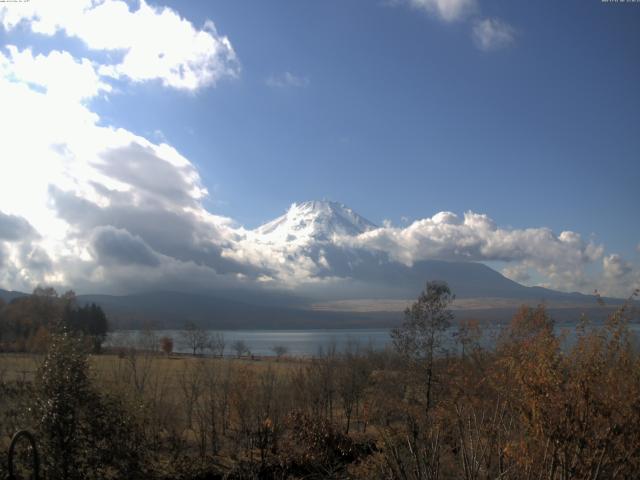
[1, 299, 640, 479]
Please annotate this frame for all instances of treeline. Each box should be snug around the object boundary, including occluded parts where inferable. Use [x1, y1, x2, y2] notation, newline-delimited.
[0, 287, 108, 353]
[0, 283, 639, 479]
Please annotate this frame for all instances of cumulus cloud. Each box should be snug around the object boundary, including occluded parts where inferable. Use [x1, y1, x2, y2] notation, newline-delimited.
[339, 211, 602, 267]
[0, 31, 247, 292]
[472, 18, 516, 51]
[266, 72, 310, 88]
[0, 211, 37, 242]
[603, 254, 632, 280]
[502, 263, 531, 283]
[211, 205, 621, 297]
[0, 0, 632, 299]
[328, 211, 607, 293]
[0, 46, 111, 102]
[90, 226, 161, 267]
[0, 0, 239, 91]
[20, 243, 53, 275]
[403, 0, 477, 22]
[598, 254, 639, 298]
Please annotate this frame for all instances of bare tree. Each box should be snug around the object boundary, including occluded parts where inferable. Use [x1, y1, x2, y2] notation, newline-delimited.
[391, 280, 454, 413]
[209, 332, 226, 357]
[232, 339, 250, 358]
[180, 322, 211, 356]
[337, 341, 370, 434]
[271, 344, 288, 360]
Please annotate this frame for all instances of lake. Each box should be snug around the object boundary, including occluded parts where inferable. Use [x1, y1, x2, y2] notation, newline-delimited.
[108, 328, 393, 357]
[107, 322, 640, 357]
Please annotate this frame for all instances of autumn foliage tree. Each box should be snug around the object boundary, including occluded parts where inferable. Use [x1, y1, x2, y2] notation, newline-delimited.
[160, 336, 174, 356]
[495, 298, 640, 479]
[0, 288, 108, 353]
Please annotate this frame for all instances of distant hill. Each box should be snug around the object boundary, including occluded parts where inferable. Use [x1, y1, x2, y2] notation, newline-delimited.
[1, 283, 622, 330]
[0, 289, 28, 303]
[73, 289, 625, 329]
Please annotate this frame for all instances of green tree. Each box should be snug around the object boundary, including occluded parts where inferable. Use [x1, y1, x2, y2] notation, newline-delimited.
[35, 330, 146, 479]
[35, 330, 92, 479]
[62, 302, 109, 353]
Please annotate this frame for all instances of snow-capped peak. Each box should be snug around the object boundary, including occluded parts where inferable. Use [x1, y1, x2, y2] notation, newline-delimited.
[254, 200, 377, 244]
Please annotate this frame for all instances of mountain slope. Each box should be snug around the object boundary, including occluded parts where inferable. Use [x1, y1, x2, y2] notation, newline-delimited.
[369, 259, 592, 301]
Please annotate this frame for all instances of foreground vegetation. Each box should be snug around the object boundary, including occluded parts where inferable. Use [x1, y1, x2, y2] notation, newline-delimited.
[0, 284, 639, 479]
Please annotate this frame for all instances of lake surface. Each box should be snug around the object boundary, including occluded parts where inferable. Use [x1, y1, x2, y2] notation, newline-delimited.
[107, 322, 640, 357]
[108, 328, 394, 357]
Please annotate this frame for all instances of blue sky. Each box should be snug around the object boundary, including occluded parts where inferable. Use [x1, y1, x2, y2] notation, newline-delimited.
[90, 0, 640, 239]
[0, 0, 638, 297]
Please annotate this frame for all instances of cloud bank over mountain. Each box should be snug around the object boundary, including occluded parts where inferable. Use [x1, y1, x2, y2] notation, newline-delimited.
[0, 1, 637, 299]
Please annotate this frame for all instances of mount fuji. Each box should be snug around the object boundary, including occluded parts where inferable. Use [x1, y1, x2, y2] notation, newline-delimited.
[254, 200, 377, 244]
[247, 200, 599, 305]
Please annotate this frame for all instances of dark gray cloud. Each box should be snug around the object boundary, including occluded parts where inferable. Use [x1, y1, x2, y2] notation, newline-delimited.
[0, 211, 37, 241]
[49, 186, 255, 277]
[19, 243, 53, 274]
[97, 143, 201, 208]
[91, 226, 161, 267]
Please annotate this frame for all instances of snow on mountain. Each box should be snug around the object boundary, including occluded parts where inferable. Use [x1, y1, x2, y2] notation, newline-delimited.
[253, 200, 377, 245]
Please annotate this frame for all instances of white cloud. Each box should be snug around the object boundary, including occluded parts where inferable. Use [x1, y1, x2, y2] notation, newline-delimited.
[0, 2, 242, 292]
[1, 0, 239, 91]
[472, 18, 516, 51]
[0, 44, 246, 292]
[599, 254, 639, 298]
[603, 254, 632, 279]
[335, 211, 605, 292]
[266, 71, 309, 88]
[393, 1, 518, 51]
[406, 0, 476, 22]
[0, 46, 110, 102]
[0, 45, 635, 300]
[0, 2, 632, 299]
[213, 207, 627, 296]
[502, 263, 531, 283]
[340, 211, 602, 267]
